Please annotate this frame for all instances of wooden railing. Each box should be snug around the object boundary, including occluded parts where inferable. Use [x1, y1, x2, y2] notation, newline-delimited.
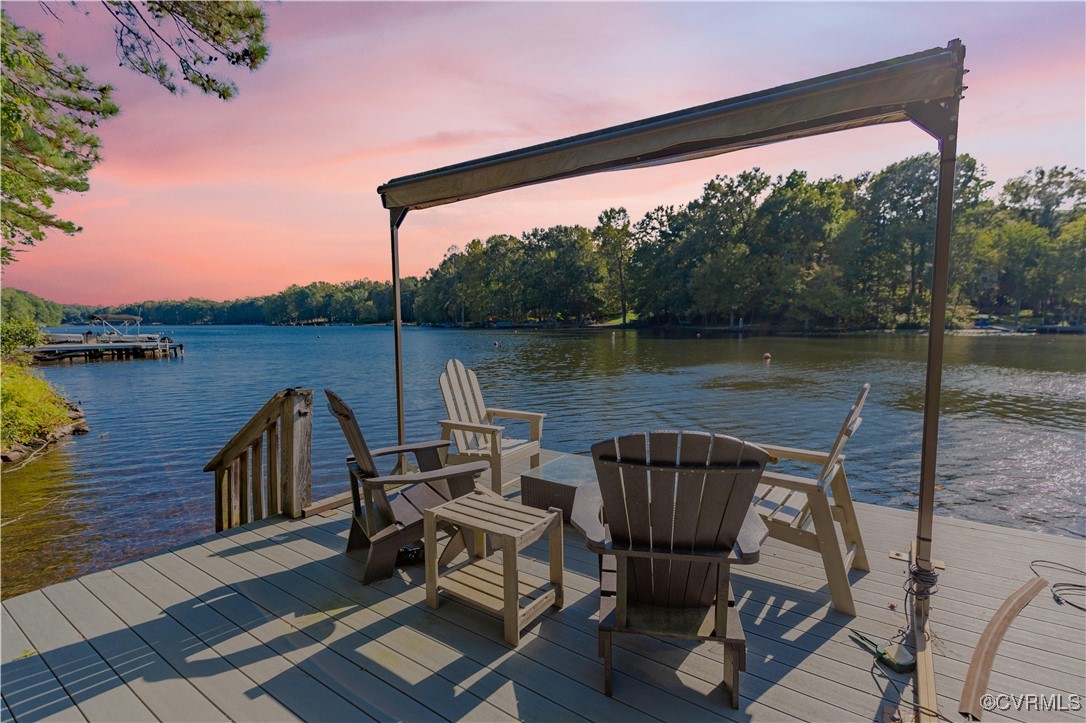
[205, 388, 313, 532]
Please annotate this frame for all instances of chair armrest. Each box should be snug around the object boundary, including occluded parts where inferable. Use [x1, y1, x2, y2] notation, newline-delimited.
[760, 469, 828, 491]
[438, 419, 503, 435]
[486, 408, 545, 422]
[752, 442, 833, 465]
[370, 439, 451, 458]
[365, 460, 489, 489]
[486, 408, 544, 441]
[570, 485, 610, 555]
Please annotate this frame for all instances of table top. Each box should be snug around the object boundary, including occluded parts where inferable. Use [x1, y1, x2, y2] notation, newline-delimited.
[521, 454, 596, 486]
[430, 487, 558, 540]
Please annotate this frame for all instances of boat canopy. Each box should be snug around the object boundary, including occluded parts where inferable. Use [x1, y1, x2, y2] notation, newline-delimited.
[90, 314, 142, 323]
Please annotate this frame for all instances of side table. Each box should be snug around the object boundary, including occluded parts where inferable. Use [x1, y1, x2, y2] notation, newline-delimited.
[424, 487, 564, 645]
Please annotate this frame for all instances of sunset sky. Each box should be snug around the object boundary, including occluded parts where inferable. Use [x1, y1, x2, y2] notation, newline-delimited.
[3, 2, 1084, 306]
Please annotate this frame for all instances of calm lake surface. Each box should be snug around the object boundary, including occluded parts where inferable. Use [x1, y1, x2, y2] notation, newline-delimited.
[3, 326, 1083, 598]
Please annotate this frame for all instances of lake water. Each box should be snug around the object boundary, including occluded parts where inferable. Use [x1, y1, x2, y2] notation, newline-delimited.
[3, 326, 1083, 598]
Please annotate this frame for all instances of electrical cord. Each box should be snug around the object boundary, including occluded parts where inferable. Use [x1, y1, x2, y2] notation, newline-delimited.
[1030, 560, 1086, 611]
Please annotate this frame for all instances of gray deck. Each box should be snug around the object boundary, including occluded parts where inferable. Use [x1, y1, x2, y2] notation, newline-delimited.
[3, 451, 1084, 722]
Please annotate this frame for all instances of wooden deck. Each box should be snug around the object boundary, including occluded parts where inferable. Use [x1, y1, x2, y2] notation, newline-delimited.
[3, 451, 1084, 722]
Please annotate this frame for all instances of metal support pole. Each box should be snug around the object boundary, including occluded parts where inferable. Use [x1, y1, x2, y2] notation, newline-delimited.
[911, 39, 964, 583]
[901, 39, 965, 723]
[389, 207, 409, 449]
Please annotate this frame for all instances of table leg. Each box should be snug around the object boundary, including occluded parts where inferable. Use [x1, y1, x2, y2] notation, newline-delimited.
[548, 509, 564, 608]
[503, 537, 519, 645]
[425, 510, 439, 609]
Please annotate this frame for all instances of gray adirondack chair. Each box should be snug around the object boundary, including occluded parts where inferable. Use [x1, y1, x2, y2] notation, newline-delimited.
[437, 359, 544, 494]
[326, 389, 488, 584]
[750, 383, 871, 615]
[572, 431, 769, 707]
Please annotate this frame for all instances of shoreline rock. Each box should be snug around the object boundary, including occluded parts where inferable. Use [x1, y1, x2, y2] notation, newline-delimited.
[1, 401, 88, 465]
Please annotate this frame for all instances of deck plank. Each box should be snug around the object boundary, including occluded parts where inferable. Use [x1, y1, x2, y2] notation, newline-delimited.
[76, 569, 301, 722]
[40, 579, 229, 722]
[3, 591, 155, 722]
[161, 534, 505, 722]
[107, 559, 374, 723]
[1, 606, 86, 722]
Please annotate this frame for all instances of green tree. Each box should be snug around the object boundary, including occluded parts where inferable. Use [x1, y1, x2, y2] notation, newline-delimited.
[1, 288, 63, 325]
[483, 234, 527, 323]
[593, 208, 632, 324]
[750, 171, 847, 325]
[859, 154, 991, 327]
[522, 225, 602, 324]
[0, 317, 42, 358]
[1, 11, 119, 263]
[1053, 214, 1086, 323]
[992, 219, 1052, 328]
[1, 4, 268, 263]
[1001, 166, 1086, 233]
[628, 205, 686, 323]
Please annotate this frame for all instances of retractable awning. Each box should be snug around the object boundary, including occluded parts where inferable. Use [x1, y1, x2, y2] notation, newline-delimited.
[379, 43, 963, 211]
[376, 44, 964, 718]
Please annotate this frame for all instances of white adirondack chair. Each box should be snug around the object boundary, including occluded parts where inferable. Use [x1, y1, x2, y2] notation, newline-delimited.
[749, 383, 871, 616]
[437, 359, 544, 494]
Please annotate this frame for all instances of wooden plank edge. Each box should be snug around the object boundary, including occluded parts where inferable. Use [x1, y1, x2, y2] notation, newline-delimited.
[958, 576, 1050, 721]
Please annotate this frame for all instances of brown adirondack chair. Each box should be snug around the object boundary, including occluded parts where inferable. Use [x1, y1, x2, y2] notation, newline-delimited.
[572, 431, 769, 707]
[437, 359, 544, 494]
[750, 383, 871, 616]
[325, 389, 488, 584]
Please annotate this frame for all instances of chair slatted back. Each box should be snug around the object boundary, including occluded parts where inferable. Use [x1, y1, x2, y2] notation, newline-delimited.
[325, 389, 378, 478]
[817, 383, 871, 484]
[592, 431, 768, 608]
[439, 359, 490, 452]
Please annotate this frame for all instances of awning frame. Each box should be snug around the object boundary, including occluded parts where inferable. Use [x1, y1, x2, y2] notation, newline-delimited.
[377, 40, 965, 722]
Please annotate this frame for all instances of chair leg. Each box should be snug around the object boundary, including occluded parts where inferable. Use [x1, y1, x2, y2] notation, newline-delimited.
[830, 466, 870, 572]
[723, 644, 740, 708]
[490, 455, 503, 495]
[362, 539, 400, 584]
[602, 630, 613, 696]
[808, 489, 856, 616]
[346, 515, 370, 552]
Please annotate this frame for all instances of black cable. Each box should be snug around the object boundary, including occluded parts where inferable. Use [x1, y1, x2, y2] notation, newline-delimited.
[1030, 559, 1086, 611]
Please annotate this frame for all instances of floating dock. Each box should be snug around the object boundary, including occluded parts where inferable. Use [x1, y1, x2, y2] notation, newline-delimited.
[31, 314, 184, 363]
[31, 338, 183, 363]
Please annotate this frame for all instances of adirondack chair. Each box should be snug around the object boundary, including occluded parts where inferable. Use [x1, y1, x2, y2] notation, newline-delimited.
[437, 359, 544, 494]
[750, 383, 871, 616]
[325, 389, 488, 584]
[571, 431, 770, 706]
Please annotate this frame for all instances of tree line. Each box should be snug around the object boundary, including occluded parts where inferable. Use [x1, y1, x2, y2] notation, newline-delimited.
[5, 157, 1083, 331]
[414, 157, 1084, 330]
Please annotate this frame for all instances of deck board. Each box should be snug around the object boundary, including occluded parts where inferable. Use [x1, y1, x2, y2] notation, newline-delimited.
[2, 450, 1083, 722]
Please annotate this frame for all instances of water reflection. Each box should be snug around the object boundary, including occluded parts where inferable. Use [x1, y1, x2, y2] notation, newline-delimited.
[1, 441, 93, 598]
[3, 328, 1083, 598]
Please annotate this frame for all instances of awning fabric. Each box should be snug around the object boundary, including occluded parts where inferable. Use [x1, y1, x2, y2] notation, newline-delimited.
[378, 44, 962, 211]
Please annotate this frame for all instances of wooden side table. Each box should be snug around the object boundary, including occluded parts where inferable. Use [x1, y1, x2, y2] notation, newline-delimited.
[424, 487, 563, 645]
